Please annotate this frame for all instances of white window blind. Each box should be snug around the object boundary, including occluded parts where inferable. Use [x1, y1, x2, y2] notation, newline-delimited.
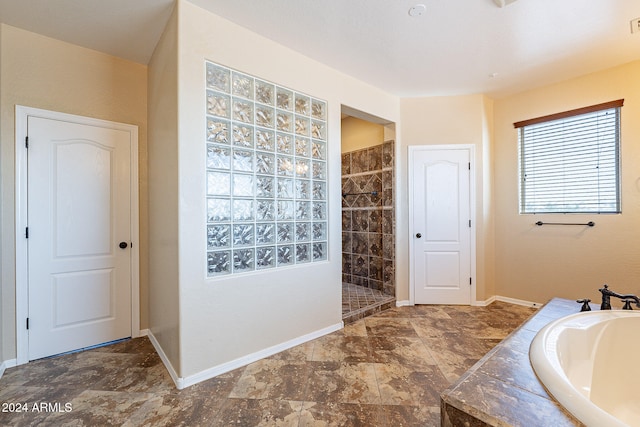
[516, 100, 622, 214]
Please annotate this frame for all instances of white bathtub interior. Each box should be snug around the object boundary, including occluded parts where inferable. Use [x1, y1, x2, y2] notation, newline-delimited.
[530, 311, 640, 427]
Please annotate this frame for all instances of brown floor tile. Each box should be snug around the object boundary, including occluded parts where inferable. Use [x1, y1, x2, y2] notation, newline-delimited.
[0, 299, 535, 426]
[364, 317, 419, 337]
[310, 335, 373, 363]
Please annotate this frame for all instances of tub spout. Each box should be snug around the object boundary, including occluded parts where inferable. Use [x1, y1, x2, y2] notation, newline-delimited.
[599, 284, 640, 310]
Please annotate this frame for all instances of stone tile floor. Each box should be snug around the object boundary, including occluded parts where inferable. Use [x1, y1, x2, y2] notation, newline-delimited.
[342, 283, 396, 324]
[0, 302, 536, 426]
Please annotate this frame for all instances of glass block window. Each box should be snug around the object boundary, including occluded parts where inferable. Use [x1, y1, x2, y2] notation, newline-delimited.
[206, 60, 328, 277]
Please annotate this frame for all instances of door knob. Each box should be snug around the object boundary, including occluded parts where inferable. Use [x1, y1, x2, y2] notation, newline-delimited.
[416, 233, 422, 238]
[119, 241, 128, 249]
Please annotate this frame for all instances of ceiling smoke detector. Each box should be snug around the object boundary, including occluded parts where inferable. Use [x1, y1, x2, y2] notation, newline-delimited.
[408, 4, 426, 17]
[493, 0, 518, 7]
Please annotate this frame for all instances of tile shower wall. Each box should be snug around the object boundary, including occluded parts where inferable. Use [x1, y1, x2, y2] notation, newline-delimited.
[341, 141, 395, 296]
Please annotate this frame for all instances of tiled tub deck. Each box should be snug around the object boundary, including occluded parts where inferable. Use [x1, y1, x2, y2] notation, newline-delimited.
[441, 298, 585, 427]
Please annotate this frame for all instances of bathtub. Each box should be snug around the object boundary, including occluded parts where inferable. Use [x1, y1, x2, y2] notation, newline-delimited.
[530, 310, 640, 427]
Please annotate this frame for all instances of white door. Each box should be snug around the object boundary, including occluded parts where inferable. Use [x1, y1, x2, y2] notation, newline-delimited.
[410, 146, 472, 305]
[27, 116, 132, 360]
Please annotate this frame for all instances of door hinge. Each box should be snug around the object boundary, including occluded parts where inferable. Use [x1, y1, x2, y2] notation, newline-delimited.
[25, 227, 29, 238]
[468, 162, 471, 170]
[25, 136, 29, 148]
[469, 277, 472, 285]
[468, 220, 471, 228]
[26, 318, 29, 330]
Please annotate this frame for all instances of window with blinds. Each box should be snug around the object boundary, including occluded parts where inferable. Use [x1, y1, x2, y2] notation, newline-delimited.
[515, 100, 623, 214]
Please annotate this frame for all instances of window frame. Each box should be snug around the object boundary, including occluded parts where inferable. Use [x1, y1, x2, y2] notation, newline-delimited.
[514, 99, 623, 215]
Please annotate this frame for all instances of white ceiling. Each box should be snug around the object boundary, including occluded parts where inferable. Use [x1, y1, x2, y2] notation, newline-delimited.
[1, 0, 639, 98]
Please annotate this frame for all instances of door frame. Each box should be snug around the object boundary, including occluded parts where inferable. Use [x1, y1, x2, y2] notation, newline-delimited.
[408, 144, 476, 305]
[15, 105, 140, 365]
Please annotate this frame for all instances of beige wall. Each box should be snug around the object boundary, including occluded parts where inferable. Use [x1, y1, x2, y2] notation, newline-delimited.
[493, 60, 640, 305]
[147, 7, 181, 373]
[399, 94, 494, 302]
[341, 116, 384, 152]
[0, 24, 149, 361]
[167, 0, 400, 378]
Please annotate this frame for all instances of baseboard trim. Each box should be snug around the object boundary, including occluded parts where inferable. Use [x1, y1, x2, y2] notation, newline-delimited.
[149, 322, 343, 390]
[0, 358, 17, 379]
[180, 322, 343, 389]
[495, 295, 542, 308]
[147, 331, 182, 389]
[473, 295, 496, 306]
[400, 296, 541, 308]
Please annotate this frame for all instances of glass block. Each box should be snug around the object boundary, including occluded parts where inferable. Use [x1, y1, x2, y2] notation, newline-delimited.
[312, 222, 327, 240]
[207, 118, 230, 144]
[295, 137, 310, 157]
[207, 224, 230, 249]
[296, 243, 311, 263]
[233, 199, 254, 221]
[311, 140, 326, 160]
[295, 180, 310, 199]
[233, 174, 254, 197]
[277, 223, 293, 243]
[277, 156, 294, 176]
[233, 98, 254, 123]
[233, 125, 254, 148]
[233, 224, 254, 246]
[295, 94, 310, 115]
[256, 176, 275, 198]
[295, 158, 310, 178]
[256, 223, 276, 245]
[256, 128, 275, 151]
[255, 105, 274, 128]
[232, 149, 253, 172]
[295, 201, 311, 220]
[312, 181, 326, 200]
[208, 250, 231, 276]
[296, 222, 311, 241]
[204, 62, 331, 277]
[277, 245, 294, 266]
[256, 246, 276, 269]
[256, 152, 275, 175]
[276, 133, 293, 154]
[277, 200, 294, 220]
[311, 120, 326, 140]
[295, 116, 310, 137]
[312, 161, 326, 180]
[311, 99, 326, 120]
[232, 72, 254, 100]
[277, 178, 294, 198]
[256, 200, 275, 221]
[207, 144, 231, 170]
[233, 248, 255, 272]
[207, 198, 231, 222]
[207, 171, 230, 196]
[206, 62, 230, 93]
[313, 242, 327, 261]
[312, 201, 327, 220]
[276, 110, 292, 132]
[207, 90, 231, 118]
[276, 87, 293, 111]
[255, 80, 274, 105]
